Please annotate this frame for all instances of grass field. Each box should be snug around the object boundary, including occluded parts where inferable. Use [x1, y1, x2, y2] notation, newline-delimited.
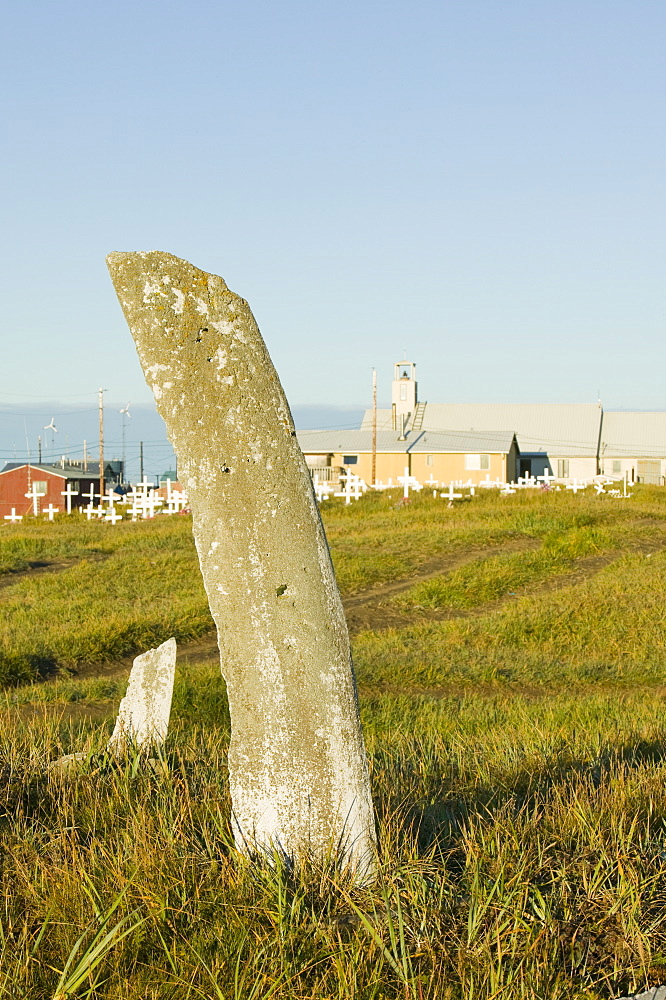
[1, 486, 666, 998]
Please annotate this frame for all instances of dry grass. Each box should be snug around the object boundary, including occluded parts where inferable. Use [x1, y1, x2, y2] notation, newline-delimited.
[1, 486, 666, 996]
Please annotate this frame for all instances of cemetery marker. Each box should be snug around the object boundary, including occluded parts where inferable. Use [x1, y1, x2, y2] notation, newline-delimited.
[107, 251, 376, 876]
[25, 483, 46, 516]
[61, 484, 79, 513]
[107, 637, 177, 752]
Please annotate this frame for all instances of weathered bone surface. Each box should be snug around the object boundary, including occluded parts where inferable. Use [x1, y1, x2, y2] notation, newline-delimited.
[106, 251, 376, 874]
[107, 637, 177, 753]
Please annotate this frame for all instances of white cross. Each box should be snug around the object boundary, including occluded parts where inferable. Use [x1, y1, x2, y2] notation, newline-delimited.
[425, 475, 438, 488]
[500, 483, 517, 495]
[168, 488, 188, 513]
[3, 508, 23, 523]
[43, 503, 60, 521]
[314, 480, 330, 502]
[146, 489, 164, 517]
[335, 470, 351, 503]
[81, 485, 98, 507]
[122, 489, 142, 519]
[442, 482, 463, 503]
[25, 483, 46, 515]
[61, 483, 79, 514]
[135, 476, 152, 499]
[334, 470, 362, 505]
[104, 488, 118, 508]
[401, 466, 410, 499]
[105, 508, 124, 525]
[397, 467, 422, 499]
[566, 479, 585, 494]
[594, 482, 606, 495]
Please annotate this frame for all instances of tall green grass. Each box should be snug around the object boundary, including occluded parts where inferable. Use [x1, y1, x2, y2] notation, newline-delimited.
[2, 488, 663, 687]
[395, 523, 612, 611]
[355, 549, 666, 689]
[3, 684, 666, 996]
[2, 487, 666, 996]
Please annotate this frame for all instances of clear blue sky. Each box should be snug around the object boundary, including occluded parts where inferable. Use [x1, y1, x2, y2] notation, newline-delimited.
[2, 0, 664, 424]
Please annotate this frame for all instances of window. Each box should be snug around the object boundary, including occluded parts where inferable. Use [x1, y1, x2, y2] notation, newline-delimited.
[465, 454, 490, 470]
[426, 455, 434, 466]
[32, 481, 47, 495]
[557, 459, 569, 478]
[342, 455, 358, 465]
[612, 460, 621, 474]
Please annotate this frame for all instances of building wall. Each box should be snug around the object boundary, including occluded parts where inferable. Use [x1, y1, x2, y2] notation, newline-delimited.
[324, 451, 511, 486]
[0, 467, 64, 518]
[599, 456, 666, 484]
[0, 467, 99, 518]
[408, 451, 508, 485]
[549, 456, 599, 481]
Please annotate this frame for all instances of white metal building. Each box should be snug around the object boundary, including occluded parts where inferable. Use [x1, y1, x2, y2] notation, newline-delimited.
[599, 412, 666, 485]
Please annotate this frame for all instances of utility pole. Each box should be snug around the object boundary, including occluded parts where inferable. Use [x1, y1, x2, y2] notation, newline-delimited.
[98, 388, 105, 500]
[83, 440, 88, 471]
[38, 436, 42, 464]
[371, 368, 377, 488]
[139, 441, 144, 483]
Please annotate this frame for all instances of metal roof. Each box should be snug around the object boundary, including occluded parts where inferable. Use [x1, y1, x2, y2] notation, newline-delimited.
[1, 460, 122, 477]
[600, 412, 666, 458]
[297, 428, 516, 455]
[0, 462, 98, 479]
[361, 403, 603, 456]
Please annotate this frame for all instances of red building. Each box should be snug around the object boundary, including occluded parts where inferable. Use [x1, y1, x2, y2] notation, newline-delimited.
[0, 464, 103, 519]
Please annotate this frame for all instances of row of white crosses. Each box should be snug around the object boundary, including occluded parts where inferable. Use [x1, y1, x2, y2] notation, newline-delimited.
[4, 478, 190, 526]
[117, 478, 189, 521]
[311, 466, 630, 507]
[333, 469, 368, 505]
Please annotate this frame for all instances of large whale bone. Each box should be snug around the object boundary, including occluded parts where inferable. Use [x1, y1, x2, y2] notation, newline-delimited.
[106, 251, 376, 876]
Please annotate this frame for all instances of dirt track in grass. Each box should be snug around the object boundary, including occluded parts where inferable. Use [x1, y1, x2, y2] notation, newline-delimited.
[0, 553, 110, 590]
[58, 529, 666, 683]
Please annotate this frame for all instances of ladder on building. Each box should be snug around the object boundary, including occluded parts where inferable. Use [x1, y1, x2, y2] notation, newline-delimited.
[411, 401, 427, 431]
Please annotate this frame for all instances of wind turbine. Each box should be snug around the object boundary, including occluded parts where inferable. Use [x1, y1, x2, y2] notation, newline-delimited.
[43, 418, 57, 456]
[119, 402, 131, 482]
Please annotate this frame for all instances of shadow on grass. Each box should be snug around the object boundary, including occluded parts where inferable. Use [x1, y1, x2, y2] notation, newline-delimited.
[377, 733, 666, 856]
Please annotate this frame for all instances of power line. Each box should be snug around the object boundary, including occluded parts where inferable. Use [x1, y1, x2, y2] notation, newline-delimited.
[0, 391, 98, 399]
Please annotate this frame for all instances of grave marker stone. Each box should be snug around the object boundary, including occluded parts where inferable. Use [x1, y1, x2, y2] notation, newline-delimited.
[107, 251, 376, 876]
[107, 637, 177, 752]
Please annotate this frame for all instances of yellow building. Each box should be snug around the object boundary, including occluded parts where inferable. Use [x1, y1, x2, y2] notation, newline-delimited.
[361, 359, 603, 481]
[297, 427, 519, 486]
